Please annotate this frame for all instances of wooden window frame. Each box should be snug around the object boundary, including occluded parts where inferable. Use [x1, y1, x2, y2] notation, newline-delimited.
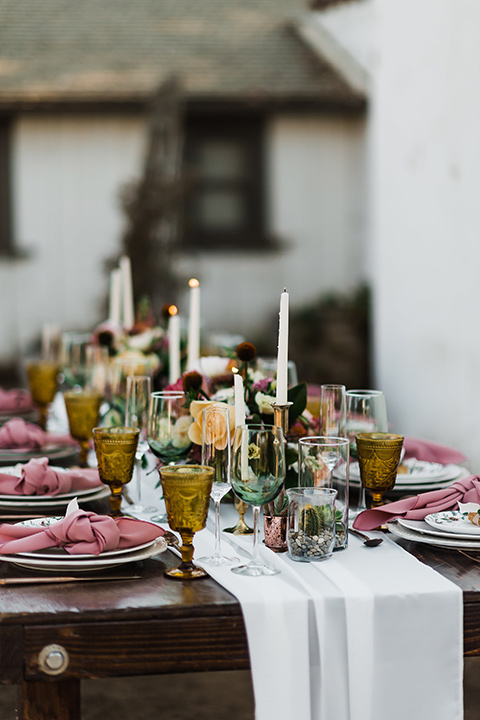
[182, 113, 270, 251]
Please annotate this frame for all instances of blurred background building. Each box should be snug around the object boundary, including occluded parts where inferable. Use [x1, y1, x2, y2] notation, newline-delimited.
[1, 0, 480, 467]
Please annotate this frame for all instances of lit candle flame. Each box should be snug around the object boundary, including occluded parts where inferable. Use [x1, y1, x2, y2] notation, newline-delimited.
[232, 367, 238, 374]
[168, 305, 178, 316]
[189, 278, 200, 288]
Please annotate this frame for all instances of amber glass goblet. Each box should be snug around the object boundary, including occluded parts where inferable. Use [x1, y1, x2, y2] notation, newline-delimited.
[160, 465, 214, 580]
[64, 390, 103, 467]
[93, 427, 140, 516]
[26, 361, 60, 430]
[356, 432, 404, 508]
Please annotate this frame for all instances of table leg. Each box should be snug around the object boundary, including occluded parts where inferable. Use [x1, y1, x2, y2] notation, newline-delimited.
[17, 678, 80, 720]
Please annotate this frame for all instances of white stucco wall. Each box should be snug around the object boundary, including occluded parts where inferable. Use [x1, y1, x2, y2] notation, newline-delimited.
[177, 113, 368, 339]
[0, 111, 367, 362]
[0, 114, 145, 361]
[371, 0, 480, 470]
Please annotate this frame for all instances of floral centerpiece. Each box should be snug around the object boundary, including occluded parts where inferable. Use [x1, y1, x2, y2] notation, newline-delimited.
[159, 344, 317, 514]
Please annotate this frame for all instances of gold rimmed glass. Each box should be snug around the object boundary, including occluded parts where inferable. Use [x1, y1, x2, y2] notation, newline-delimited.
[26, 361, 60, 430]
[160, 465, 214, 580]
[356, 432, 404, 508]
[93, 426, 140, 516]
[64, 390, 103, 467]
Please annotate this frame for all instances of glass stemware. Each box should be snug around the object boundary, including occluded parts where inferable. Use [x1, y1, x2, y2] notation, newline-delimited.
[147, 392, 193, 465]
[147, 391, 193, 523]
[320, 384, 346, 437]
[63, 390, 103, 467]
[345, 389, 388, 516]
[160, 465, 214, 580]
[25, 360, 60, 430]
[93, 426, 140, 516]
[125, 375, 156, 513]
[198, 405, 239, 567]
[356, 432, 404, 508]
[60, 332, 92, 390]
[231, 424, 286, 577]
[298, 436, 350, 550]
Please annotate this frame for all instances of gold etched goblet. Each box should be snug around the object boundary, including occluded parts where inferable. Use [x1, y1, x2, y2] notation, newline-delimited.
[160, 465, 214, 580]
[93, 427, 140, 516]
[26, 361, 60, 430]
[356, 432, 404, 508]
[64, 390, 103, 467]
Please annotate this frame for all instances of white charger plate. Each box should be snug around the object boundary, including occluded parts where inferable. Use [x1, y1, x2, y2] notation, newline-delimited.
[388, 519, 480, 549]
[0, 443, 77, 466]
[345, 463, 465, 491]
[0, 465, 106, 507]
[399, 517, 480, 541]
[0, 486, 110, 509]
[0, 536, 167, 572]
[14, 516, 160, 560]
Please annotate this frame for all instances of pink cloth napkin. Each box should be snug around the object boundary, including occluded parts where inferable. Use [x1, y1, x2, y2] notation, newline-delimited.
[0, 388, 33, 413]
[353, 475, 480, 531]
[0, 457, 101, 496]
[0, 499, 166, 556]
[403, 436, 467, 465]
[0, 418, 74, 451]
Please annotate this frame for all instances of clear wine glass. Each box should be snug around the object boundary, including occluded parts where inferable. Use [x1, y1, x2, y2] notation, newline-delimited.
[345, 390, 388, 516]
[320, 384, 346, 437]
[231, 424, 286, 577]
[198, 405, 239, 567]
[147, 391, 193, 522]
[125, 375, 156, 513]
[147, 392, 193, 464]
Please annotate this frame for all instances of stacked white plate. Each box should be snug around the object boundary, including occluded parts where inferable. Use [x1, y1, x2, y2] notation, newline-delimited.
[0, 465, 110, 509]
[388, 510, 480, 550]
[0, 517, 168, 571]
[344, 458, 468, 493]
[0, 443, 77, 466]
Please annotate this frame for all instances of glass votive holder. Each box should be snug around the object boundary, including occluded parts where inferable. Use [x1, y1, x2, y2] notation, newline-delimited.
[286, 487, 337, 562]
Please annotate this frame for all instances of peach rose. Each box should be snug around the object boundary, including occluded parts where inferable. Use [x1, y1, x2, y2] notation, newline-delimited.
[188, 401, 236, 450]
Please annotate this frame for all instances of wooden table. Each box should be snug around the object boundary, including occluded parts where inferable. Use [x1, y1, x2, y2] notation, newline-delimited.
[1, 537, 479, 720]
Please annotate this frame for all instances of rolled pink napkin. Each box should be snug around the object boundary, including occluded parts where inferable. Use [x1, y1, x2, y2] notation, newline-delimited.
[0, 388, 33, 413]
[353, 475, 480, 531]
[0, 418, 74, 451]
[0, 499, 165, 556]
[403, 436, 466, 465]
[0, 457, 101, 496]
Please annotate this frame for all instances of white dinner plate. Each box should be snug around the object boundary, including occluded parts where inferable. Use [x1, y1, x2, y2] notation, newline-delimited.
[387, 519, 480, 549]
[0, 443, 77, 466]
[0, 465, 104, 501]
[424, 510, 480, 536]
[399, 517, 480, 541]
[0, 485, 110, 509]
[14, 516, 160, 559]
[0, 536, 168, 572]
[345, 463, 466, 491]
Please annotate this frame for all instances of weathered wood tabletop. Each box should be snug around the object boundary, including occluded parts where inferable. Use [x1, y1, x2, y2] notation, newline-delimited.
[1, 529, 479, 720]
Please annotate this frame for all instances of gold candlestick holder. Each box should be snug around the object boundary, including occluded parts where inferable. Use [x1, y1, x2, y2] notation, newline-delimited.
[272, 402, 293, 438]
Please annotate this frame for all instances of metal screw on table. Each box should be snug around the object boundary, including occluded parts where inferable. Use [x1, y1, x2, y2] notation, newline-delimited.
[38, 644, 70, 676]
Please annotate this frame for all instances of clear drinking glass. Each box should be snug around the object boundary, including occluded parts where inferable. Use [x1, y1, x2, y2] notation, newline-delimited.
[125, 375, 156, 513]
[198, 405, 239, 567]
[298, 436, 350, 550]
[147, 392, 193, 465]
[345, 390, 388, 516]
[320, 384, 346, 437]
[286, 487, 338, 561]
[231, 424, 286, 577]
